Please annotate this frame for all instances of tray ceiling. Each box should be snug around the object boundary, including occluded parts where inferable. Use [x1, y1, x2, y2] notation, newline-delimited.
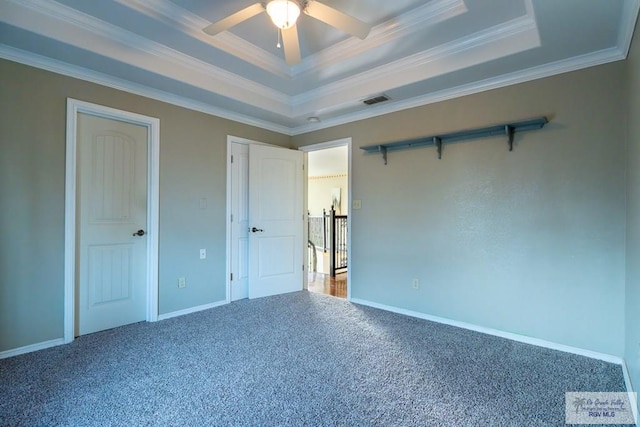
[1, 0, 638, 135]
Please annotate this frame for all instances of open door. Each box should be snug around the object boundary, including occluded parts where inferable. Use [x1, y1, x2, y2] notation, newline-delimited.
[248, 144, 303, 299]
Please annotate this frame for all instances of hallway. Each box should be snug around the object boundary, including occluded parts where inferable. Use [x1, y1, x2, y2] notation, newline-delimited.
[307, 272, 347, 299]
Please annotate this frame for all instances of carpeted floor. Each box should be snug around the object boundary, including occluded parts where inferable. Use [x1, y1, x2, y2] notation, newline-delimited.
[0, 291, 628, 426]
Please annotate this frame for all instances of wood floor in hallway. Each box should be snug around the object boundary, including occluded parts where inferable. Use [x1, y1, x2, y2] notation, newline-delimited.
[307, 272, 347, 299]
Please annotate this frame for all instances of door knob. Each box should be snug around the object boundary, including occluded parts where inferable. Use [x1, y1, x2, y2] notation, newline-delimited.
[251, 227, 264, 233]
[132, 229, 146, 236]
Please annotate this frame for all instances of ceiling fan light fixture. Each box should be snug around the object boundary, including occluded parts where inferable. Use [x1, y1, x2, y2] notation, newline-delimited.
[266, 0, 300, 30]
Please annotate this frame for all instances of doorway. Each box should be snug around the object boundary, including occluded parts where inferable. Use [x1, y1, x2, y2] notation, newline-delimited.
[300, 139, 352, 300]
[64, 99, 160, 343]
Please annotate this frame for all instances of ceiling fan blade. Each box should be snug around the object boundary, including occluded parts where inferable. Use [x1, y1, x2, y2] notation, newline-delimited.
[282, 24, 302, 65]
[203, 3, 265, 36]
[305, 1, 371, 39]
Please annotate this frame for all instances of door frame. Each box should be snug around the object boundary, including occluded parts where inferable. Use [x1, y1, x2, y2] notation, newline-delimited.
[298, 138, 353, 300]
[64, 98, 160, 343]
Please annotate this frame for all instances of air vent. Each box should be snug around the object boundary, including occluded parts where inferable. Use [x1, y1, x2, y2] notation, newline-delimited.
[363, 94, 390, 106]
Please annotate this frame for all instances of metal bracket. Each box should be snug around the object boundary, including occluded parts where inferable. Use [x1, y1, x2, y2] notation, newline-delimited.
[378, 145, 387, 165]
[360, 117, 548, 164]
[505, 125, 515, 152]
[433, 137, 442, 159]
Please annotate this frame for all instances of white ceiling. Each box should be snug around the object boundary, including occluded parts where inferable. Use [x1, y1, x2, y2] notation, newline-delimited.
[1, 0, 638, 135]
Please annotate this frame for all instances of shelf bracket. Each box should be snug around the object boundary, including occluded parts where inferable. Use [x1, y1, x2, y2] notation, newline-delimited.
[360, 116, 548, 164]
[505, 125, 515, 152]
[434, 137, 443, 159]
[378, 145, 387, 165]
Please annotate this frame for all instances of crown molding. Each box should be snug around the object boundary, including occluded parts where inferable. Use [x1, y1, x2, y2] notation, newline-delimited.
[2, 0, 292, 115]
[112, 0, 291, 79]
[114, 0, 467, 81]
[291, 46, 626, 135]
[0, 45, 293, 135]
[308, 174, 348, 180]
[290, 0, 468, 77]
[3, 0, 637, 137]
[0, 42, 630, 139]
[619, 0, 640, 56]
[290, 11, 540, 117]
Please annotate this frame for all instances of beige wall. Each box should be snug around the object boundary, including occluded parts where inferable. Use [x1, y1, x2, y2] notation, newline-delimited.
[1, 37, 637, 371]
[0, 59, 289, 352]
[293, 61, 628, 356]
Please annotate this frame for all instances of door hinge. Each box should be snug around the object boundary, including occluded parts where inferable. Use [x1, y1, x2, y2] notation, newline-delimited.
[230, 273, 233, 281]
[230, 214, 234, 222]
[231, 154, 234, 163]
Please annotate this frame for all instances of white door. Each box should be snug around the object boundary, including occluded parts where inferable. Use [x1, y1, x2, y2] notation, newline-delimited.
[230, 142, 249, 301]
[248, 144, 304, 299]
[77, 113, 148, 335]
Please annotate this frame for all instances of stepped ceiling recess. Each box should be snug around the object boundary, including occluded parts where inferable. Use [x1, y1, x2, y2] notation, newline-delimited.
[1, 0, 638, 135]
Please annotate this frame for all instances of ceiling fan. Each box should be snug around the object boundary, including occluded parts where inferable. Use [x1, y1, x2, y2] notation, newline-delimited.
[203, 0, 372, 65]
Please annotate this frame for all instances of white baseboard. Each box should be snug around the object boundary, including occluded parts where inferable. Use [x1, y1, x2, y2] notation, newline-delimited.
[2, 296, 636, 417]
[0, 338, 65, 360]
[620, 360, 639, 424]
[352, 298, 640, 416]
[157, 300, 227, 321]
[0, 300, 230, 359]
[350, 298, 625, 365]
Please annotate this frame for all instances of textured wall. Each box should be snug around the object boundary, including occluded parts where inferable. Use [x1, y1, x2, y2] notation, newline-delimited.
[0, 53, 633, 362]
[293, 62, 628, 356]
[0, 59, 289, 352]
[625, 17, 640, 406]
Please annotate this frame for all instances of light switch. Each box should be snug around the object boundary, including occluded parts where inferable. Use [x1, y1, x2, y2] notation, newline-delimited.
[200, 248, 206, 259]
[353, 199, 362, 210]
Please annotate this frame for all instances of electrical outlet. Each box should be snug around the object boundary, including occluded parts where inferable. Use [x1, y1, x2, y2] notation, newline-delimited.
[412, 279, 420, 289]
[200, 249, 206, 259]
[178, 277, 186, 288]
[353, 199, 362, 210]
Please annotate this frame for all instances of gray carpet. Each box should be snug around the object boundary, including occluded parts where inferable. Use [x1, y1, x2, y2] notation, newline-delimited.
[0, 291, 628, 426]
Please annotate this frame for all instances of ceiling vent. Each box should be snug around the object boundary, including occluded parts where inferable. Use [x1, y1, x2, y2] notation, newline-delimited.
[363, 94, 390, 106]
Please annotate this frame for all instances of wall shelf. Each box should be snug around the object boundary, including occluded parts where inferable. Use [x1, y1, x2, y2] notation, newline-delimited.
[360, 116, 549, 164]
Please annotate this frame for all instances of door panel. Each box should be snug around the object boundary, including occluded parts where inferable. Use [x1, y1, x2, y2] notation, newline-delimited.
[258, 236, 295, 277]
[231, 142, 250, 301]
[88, 244, 132, 305]
[248, 144, 303, 299]
[90, 134, 134, 221]
[77, 113, 147, 335]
